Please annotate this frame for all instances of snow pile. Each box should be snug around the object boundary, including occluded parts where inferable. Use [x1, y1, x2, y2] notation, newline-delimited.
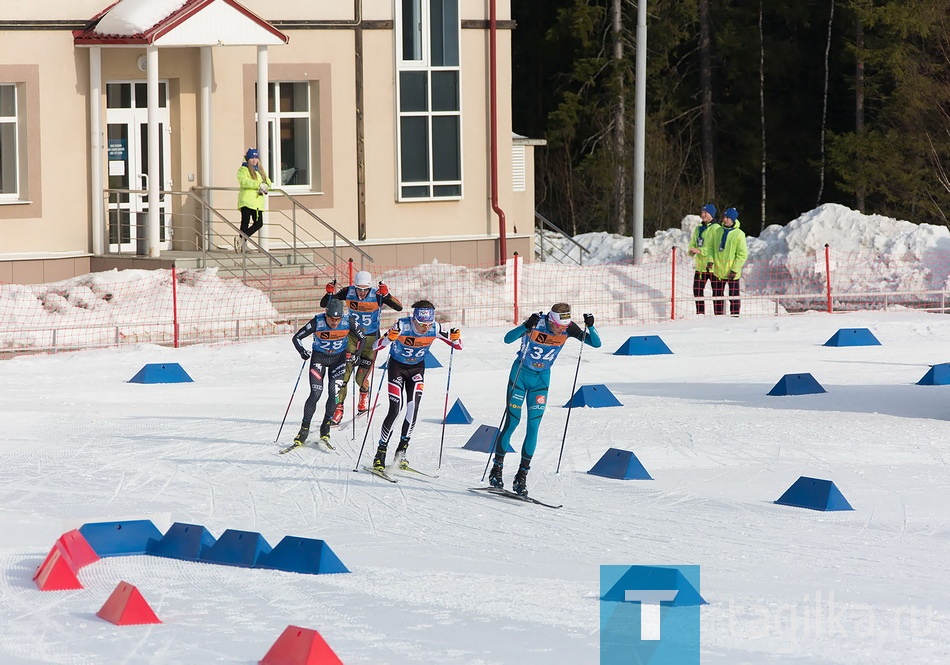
[95, 0, 189, 35]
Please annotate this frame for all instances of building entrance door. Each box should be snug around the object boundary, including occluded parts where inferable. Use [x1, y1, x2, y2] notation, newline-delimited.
[105, 81, 172, 253]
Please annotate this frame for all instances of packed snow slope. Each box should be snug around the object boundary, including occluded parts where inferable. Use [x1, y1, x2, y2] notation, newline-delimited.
[1, 309, 949, 664]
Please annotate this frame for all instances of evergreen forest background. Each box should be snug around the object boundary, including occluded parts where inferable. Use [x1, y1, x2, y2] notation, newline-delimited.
[510, 0, 950, 238]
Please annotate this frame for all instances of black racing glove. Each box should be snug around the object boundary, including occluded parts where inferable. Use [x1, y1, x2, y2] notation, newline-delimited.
[299, 349, 311, 360]
[583, 313, 595, 327]
[524, 312, 541, 330]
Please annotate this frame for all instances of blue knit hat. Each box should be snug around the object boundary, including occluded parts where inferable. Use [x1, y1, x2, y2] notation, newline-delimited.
[723, 207, 739, 221]
[701, 203, 717, 217]
[245, 148, 259, 160]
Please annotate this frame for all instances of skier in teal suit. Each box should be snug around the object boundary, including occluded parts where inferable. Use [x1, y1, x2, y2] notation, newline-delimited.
[490, 302, 601, 496]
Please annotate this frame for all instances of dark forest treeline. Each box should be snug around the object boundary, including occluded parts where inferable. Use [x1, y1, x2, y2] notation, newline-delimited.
[511, 0, 950, 238]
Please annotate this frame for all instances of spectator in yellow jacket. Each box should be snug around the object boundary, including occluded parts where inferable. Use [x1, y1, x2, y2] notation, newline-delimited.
[235, 148, 273, 251]
[687, 203, 719, 315]
[705, 207, 748, 316]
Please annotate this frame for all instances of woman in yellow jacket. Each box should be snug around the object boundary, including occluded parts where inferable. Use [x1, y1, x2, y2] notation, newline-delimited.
[236, 148, 273, 250]
[704, 207, 748, 316]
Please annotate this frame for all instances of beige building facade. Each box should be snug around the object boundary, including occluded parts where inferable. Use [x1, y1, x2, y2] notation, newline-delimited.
[0, 0, 538, 284]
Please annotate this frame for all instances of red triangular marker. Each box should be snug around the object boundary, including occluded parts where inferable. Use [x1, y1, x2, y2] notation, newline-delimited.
[33, 547, 83, 591]
[259, 625, 343, 665]
[56, 530, 100, 570]
[96, 581, 161, 625]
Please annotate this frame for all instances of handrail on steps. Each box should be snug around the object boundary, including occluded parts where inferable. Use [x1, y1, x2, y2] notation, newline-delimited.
[534, 211, 589, 266]
[194, 186, 374, 268]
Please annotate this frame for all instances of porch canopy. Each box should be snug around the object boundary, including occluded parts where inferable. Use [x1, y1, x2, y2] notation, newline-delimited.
[75, 0, 288, 256]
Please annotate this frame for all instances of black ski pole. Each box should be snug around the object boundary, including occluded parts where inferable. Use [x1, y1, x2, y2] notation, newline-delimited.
[275, 358, 308, 443]
[352, 360, 389, 471]
[437, 345, 456, 469]
[350, 360, 358, 440]
[556, 321, 589, 474]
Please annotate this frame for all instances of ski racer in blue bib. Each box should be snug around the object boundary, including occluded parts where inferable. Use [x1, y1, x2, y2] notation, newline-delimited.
[490, 302, 601, 496]
[369, 300, 462, 472]
[321, 270, 403, 424]
[290, 298, 365, 449]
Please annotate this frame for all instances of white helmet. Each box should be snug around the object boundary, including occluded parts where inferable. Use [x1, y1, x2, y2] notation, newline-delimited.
[354, 271, 373, 289]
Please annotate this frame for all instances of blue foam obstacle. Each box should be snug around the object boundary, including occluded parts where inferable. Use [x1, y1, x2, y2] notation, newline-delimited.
[601, 565, 706, 606]
[588, 447, 653, 480]
[198, 529, 272, 568]
[128, 363, 193, 383]
[257, 536, 349, 575]
[564, 384, 623, 408]
[146, 522, 217, 562]
[775, 476, 854, 511]
[444, 398, 474, 424]
[917, 363, 950, 385]
[824, 328, 881, 347]
[767, 373, 826, 396]
[614, 335, 673, 356]
[462, 425, 514, 453]
[79, 520, 164, 557]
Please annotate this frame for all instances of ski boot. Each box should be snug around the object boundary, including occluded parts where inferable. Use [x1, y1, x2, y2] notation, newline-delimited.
[372, 446, 387, 472]
[394, 439, 410, 470]
[488, 456, 504, 489]
[293, 425, 309, 446]
[357, 391, 369, 415]
[329, 403, 344, 426]
[512, 463, 530, 497]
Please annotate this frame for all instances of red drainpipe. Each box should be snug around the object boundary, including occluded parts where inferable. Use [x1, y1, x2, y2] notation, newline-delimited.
[490, 0, 507, 264]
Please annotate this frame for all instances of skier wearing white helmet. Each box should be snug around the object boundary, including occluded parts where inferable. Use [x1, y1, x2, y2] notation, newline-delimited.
[321, 269, 403, 425]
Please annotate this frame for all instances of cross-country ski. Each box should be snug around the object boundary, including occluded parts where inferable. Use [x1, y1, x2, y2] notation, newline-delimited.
[468, 486, 563, 509]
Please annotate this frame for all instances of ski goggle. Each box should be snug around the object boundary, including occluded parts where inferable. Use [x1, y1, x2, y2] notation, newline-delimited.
[549, 310, 571, 328]
[412, 307, 435, 329]
[355, 286, 371, 297]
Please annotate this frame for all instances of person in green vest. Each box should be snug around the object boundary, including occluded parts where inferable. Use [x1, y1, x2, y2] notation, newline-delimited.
[706, 207, 748, 316]
[687, 203, 719, 315]
[235, 148, 273, 251]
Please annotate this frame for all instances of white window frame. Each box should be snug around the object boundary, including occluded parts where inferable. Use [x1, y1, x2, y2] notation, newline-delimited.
[394, 0, 463, 202]
[0, 83, 20, 201]
[260, 81, 313, 191]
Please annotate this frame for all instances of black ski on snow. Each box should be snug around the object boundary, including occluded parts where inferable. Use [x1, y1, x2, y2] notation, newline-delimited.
[468, 487, 563, 509]
[395, 465, 439, 479]
[278, 438, 335, 454]
[362, 465, 398, 483]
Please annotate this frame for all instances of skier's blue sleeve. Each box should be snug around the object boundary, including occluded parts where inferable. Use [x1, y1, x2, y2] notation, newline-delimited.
[567, 322, 601, 348]
[503, 325, 528, 344]
[583, 326, 602, 348]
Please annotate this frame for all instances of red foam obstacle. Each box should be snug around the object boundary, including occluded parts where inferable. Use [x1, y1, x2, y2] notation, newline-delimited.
[33, 547, 83, 591]
[33, 529, 101, 591]
[259, 625, 343, 665]
[96, 581, 162, 625]
[57, 529, 100, 570]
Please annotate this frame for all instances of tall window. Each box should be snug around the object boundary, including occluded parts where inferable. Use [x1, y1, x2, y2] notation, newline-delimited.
[260, 81, 312, 189]
[0, 84, 18, 199]
[396, 0, 461, 200]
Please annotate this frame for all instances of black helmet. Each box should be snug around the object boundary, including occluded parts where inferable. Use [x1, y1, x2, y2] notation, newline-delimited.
[326, 299, 345, 319]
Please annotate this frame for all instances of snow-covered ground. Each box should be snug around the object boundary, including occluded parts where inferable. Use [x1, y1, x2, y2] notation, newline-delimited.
[1, 308, 949, 664]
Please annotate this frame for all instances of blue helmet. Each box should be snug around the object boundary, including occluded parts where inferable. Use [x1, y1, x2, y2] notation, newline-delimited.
[412, 307, 435, 325]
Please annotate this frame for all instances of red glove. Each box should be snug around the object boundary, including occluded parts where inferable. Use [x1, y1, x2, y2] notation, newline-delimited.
[325, 280, 336, 294]
[378, 282, 389, 297]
